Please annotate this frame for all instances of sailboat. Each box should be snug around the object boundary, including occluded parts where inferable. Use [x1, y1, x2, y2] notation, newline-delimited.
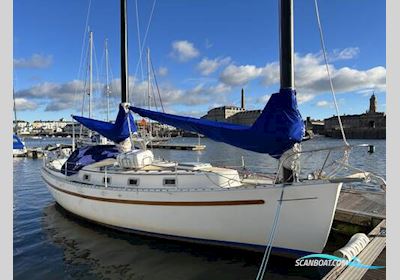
[42, 0, 366, 255]
[13, 88, 27, 157]
[75, 32, 116, 147]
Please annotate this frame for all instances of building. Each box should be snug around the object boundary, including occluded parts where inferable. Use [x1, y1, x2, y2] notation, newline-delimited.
[323, 94, 386, 139]
[201, 89, 262, 126]
[201, 106, 245, 122]
[32, 118, 72, 134]
[305, 117, 324, 135]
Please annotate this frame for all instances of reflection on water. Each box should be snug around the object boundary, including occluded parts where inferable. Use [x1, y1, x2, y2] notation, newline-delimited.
[41, 203, 323, 279]
[14, 136, 385, 279]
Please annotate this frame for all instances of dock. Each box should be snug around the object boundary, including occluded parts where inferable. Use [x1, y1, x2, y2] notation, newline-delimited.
[15, 144, 73, 159]
[335, 189, 385, 228]
[147, 143, 206, 151]
[26, 148, 46, 159]
[324, 188, 386, 280]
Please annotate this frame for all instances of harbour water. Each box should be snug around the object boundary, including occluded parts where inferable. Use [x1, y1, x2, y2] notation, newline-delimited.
[13, 136, 385, 279]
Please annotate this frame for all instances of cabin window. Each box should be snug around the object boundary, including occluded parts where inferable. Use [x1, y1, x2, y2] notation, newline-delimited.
[83, 174, 90, 181]
[163, 178, 176, 186]
[128, 178, 139, 186]
[103, 177, 111, 184]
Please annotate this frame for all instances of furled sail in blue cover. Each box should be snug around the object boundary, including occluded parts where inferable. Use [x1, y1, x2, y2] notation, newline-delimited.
[72, 104, 137, 143]
[13, 134, 25, 150]
[130, 88, 304, 158]
[61, 145, 119, 176]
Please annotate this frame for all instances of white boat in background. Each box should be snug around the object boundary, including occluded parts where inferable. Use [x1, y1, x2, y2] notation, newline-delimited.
[13, 134, 27, 157]
[13, 88, 27, 157]
[41, 0, 383, 256]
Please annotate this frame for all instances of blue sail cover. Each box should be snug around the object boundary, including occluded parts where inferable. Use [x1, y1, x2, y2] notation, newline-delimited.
[13, 134, 25, 150]
[130, 88, 305, 158]
[61, 145, 119, 176]
[72, 104, 137, 143]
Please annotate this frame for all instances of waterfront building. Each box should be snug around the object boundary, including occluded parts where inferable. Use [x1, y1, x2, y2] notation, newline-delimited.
[323, 94, 386, 139]
[201, 89, 262, 126]
[13, 120, 32, 135]
[32, 118, 72, 134]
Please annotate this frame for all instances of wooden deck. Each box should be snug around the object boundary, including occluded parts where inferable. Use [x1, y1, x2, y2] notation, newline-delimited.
[323, 220, 386, 280]
[335, 189, 385, 227]
[323, 189, 386, 280]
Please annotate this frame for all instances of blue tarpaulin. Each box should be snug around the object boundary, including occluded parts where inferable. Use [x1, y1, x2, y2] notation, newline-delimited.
[130, 88, 305, 158]
[13, 134, 25, 150]
[72, 104, 137, 143]
[61, 145, 119, 176]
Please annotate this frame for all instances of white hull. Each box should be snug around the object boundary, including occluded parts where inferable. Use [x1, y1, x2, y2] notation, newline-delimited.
[13, 148, 27, 157]
[41, 166, 342, 255]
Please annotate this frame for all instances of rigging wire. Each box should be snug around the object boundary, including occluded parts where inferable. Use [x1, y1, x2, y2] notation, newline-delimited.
[313, 0, 349, 146]
[98, 41, 108, 121]
[73, 0, 92, 112]
[150, 57, 165, 112]
[92, 39, 102, 119]
[130, 0, 157, 103]
[135, 0, 145, 80]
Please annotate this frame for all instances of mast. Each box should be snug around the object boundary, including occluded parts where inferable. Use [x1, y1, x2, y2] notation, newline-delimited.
[105, 39, 110, 122]
[279, 0, 294, 90]
[13, 88, 18, 135]
[147, 47, 153, 138]
[147, 48, 151, 110]
[120, 0, 129, 103]
[89, 31, 93, 118]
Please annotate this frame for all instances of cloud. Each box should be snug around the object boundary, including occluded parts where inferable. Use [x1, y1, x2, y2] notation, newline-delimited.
[170, 40, 200, 62]
[197, 57, 231, 75]
[158, 67, 168, 76]
[15, 80, 100, 112]
[316, 100, 330, 107]
[106, 76, 231, 108]
[297, 94, 316, 104]
[260, 62, 280, 86]
[219, 48, 385, 105]
[205, 39, 213, 49]
[330, 47, 360, 61]
[14, 54, 53, 69]
[220, 64, 263, 86]
[14, 98, 38, 111]
[256, 94, 271, 104]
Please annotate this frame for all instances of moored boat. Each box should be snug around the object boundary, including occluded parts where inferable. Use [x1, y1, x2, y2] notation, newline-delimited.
[41, 0, 374, 256]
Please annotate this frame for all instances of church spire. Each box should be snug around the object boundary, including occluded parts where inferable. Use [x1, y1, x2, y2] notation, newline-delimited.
[369, 93, 377, 113]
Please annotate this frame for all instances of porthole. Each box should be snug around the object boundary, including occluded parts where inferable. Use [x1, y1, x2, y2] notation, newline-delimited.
[128, 178, 139, 186]
[83, 174, 90, 181]
[103, 177, 111, 184]
[163, 178, 176, 186]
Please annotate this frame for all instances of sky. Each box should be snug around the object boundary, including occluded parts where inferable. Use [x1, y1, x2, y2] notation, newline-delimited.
[13, 0, 386, 122]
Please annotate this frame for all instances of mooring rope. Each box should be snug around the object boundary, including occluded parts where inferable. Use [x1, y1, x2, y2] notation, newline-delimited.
[255, 186, 285, 280]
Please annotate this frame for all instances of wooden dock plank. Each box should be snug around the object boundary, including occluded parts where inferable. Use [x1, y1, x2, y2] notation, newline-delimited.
[334, 189, 385, 227]
[323, 220, 386, 280]
[362, 248, 385, 280]
[336, 220, 386, 280]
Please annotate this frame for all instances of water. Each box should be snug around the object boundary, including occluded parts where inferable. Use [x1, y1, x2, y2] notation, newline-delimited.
[14, 136, 386, 279]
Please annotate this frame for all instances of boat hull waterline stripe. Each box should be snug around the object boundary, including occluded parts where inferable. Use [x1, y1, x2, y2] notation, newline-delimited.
[44, 178, 265, 206]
